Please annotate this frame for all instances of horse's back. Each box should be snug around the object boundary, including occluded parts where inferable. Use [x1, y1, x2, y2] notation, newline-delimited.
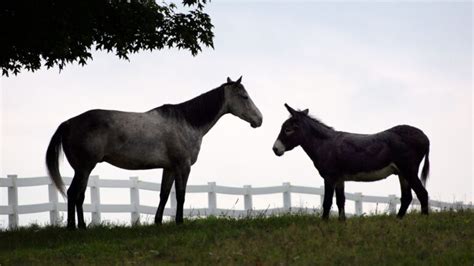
[61, 109, 167, 167]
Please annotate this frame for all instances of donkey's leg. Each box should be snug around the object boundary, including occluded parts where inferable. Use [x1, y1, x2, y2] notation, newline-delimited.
[335, 182, 346, 221]
[322, 180, 335, 220]
[174, 164, 191, 225]
[397, 175, 413, 218]
[155, 169, 174, 225]
[407, 175, 429, 215]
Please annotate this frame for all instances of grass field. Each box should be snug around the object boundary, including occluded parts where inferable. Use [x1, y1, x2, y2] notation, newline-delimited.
[0, 210, 473, 265]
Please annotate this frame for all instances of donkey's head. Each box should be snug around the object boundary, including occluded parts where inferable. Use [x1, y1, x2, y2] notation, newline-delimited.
[224, 76, 263, 128]
[272, 103, 309, 156]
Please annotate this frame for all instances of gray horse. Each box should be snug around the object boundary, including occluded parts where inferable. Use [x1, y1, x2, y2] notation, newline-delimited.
[46, 77, 263, 229]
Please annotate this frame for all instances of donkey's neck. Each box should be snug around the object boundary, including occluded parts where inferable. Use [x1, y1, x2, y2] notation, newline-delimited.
[157, 86, 228, 136]
[300, 124, 336, 167]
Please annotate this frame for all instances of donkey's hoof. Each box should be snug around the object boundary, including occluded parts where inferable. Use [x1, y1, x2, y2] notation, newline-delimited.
[66, 224, 76, 231]
[78, 223, 87, 230]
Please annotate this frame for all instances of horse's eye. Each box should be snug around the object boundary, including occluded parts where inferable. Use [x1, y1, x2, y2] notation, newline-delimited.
[241, 95, 249, 100]
[284, 128, 294, 135]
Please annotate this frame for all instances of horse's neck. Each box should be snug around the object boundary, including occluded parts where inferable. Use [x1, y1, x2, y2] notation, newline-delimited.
[161, 86, 227, 137]
[198, 107, 229, 136]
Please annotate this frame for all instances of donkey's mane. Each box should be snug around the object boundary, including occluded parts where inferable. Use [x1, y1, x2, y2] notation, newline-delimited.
[155, 84, 227, 128]
[301, 113, 335, 138]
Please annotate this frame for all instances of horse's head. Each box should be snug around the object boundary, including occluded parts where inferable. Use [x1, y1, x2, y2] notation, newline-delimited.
[224, 76, 263, 128]
[273, 103, 309, 156]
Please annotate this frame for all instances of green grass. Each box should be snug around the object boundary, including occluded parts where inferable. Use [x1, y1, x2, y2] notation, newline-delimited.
[1, 211, 473, 265]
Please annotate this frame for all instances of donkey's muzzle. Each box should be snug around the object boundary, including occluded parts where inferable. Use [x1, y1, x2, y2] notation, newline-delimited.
[272, 147, 283, 156]
[272, 139, 285, 156]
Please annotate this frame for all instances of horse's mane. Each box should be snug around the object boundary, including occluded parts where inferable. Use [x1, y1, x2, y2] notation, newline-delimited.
[155, 83, 227, 128]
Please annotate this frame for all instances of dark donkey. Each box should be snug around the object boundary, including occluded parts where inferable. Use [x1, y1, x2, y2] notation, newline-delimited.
[46, 77, 263, 229]
[273, 104, 430, 220]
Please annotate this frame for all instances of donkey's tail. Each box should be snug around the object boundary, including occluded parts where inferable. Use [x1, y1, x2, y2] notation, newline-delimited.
[46, 123, 66, 197]
[421, 145, 430, 187]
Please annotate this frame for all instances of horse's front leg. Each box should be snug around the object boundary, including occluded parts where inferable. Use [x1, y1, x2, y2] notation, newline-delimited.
[322, 179, 335, 220]
[174, 164, 191, 225]
[155, 169, 174, 225]
[335, 181, 346, 221]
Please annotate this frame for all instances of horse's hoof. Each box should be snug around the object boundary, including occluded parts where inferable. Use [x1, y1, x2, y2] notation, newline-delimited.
[154, 217, 163, 225]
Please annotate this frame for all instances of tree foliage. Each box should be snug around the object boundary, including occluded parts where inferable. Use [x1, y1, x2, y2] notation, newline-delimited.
[0, 0, 214, 76]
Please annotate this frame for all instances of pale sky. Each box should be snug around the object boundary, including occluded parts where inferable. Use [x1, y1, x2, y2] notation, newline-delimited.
[1, 1, 472, 227]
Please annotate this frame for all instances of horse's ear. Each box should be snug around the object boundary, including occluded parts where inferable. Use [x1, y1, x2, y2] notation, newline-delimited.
[302, 109, 309, 115]
[227, 77, 233, 83]
[284, 103, 297, 116]
[236, 76, 242, 84]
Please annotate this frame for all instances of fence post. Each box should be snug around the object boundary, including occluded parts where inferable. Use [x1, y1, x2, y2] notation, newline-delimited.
[354, 192, 363, 216]
[454, 201, 463, 211]
[48, 179, 59, 226]
[7, 175, 19, 229]
[244, 185, 253, 216]
[90, 175, 101, 225]
[208, 182, 217, 215]
[170, 185, 177, 219]
[129, 177, 140, 225]
[319, 185, 325, 211]
[283, 182, 291, 212]
[388, 194, 397, 215]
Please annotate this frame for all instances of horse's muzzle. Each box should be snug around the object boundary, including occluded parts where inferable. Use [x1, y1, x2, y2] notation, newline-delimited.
[251, 118, 263, 128]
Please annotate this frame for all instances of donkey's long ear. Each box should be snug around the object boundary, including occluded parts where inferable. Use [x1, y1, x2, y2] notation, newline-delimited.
[302, 109, 309, 115]
[284, 103, 297, 116]
[227, 77, 233, 83]
[236, 76, 242, 84]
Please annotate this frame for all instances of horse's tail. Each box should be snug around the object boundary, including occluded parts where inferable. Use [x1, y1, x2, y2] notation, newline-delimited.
[46, 123, 67, 197]
[421, 144, 430, 187]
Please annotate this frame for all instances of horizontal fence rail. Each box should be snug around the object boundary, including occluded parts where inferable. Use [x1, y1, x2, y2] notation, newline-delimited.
[1, 175, 472, 229]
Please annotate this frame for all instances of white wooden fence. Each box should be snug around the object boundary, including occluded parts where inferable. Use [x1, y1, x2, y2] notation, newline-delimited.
[1, 175, 472, 229]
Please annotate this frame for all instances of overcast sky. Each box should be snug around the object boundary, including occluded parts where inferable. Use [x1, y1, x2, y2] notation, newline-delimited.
[1, 1, 472, 226]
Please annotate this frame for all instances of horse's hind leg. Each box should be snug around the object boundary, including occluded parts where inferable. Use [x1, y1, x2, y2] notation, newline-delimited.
[155, 169, 174, 225]
[76, 167, 95, 229]
[397, 175, 413, 218]
[67, 178, 80, 229]
[67, 165, 95, 230]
